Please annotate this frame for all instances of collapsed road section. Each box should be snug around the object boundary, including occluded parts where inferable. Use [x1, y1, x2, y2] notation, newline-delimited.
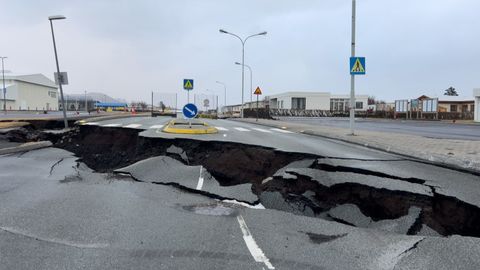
[4, 123, 480, 239]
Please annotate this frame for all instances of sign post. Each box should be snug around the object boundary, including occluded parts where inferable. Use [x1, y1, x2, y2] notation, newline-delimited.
[253, 87, 262, 122]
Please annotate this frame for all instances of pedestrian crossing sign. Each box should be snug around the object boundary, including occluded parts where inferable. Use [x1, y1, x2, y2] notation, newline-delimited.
[350, 57, 366, 75]
[254, 87, 262, 95]
[183, 79, 194, 90]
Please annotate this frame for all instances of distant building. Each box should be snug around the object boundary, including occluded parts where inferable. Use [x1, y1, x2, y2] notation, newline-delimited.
[267, 92, 369, 111]
[474, 89, 480, 122]
[438, 96, 475, 113]
[63, 92, 125, 111]
[0, 73, 58, 111]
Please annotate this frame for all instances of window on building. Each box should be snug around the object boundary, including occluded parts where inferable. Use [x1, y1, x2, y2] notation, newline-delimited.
[330, 99, 349, 111]
[356, 102, 363, 109]
[450, 105, 458, 112]
[280, 100, 284, 109]
[48, 91, 57, 98]
[462, 105, 468, 113]
[291, 98, 306, 110]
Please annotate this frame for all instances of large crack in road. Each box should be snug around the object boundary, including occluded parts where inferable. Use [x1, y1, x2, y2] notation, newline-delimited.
[5, 124, 480, 239]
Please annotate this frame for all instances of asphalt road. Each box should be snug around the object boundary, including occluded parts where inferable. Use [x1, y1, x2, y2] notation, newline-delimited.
[277, 117, 480, 140]
[1, 116, 480, 269]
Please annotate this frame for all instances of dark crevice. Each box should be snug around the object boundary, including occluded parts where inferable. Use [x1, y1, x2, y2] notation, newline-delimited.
[398, 238, 425, 257]
[311, 162, 426, 184]
[49, 158, 65, 176]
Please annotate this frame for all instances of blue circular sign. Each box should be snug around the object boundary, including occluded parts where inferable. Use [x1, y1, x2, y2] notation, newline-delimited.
[183, 103, 198, 119]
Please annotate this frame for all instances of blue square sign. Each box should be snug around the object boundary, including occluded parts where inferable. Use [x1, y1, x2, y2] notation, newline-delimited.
[183, 79, 194, 90]
[350, 57, 366, 75]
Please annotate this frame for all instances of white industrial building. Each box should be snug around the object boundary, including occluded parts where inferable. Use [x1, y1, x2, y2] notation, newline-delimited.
[0, 73, 59, 111]
[474, 88, 480, 122]
[267, 92, 369, 111]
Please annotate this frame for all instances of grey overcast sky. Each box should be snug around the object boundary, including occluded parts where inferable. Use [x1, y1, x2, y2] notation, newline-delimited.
[1, 0, 479, 105]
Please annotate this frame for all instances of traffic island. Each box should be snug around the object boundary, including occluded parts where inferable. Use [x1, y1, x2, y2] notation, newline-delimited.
[162, 119, 218, 134]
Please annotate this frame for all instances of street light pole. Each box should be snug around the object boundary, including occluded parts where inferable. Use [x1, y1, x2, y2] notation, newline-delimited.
[349, 0, 356, 135]
[219, 29, 266, 118]
[49, 15, 68, 129]
[215, 81, 227, 110]
[1, 57, 7, 114]
[235, 62, 253, 104]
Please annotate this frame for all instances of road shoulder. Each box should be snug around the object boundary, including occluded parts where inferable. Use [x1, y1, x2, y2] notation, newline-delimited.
[233, 118, 480, 173]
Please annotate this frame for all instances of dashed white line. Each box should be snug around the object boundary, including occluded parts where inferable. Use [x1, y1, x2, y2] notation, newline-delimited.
[196, 166, 204, 190]
[234, 127, 251, 132]
[102, 123, 121, 127]
[149, 124, 164, 129]
[83, 122, 99, 126]
[252, 128, 271, 133]
[124, 124, 142, 128]
[215, 126, 229, 131]
[236, 215, 275, 269]
[270, 128, 294, 134]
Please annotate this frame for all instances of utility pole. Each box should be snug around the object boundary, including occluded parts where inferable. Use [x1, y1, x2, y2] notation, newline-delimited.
[349, 0, 356, 135]
[85, 90, 88, 112]
[48, 15, 68, 128]
[1, 57, 7, 114]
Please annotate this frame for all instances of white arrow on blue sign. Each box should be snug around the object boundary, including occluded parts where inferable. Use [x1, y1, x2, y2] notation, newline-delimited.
[183, 103, 198, 119]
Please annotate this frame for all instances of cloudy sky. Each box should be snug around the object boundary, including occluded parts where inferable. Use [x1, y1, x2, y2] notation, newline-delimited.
[1, 0, 479, 106]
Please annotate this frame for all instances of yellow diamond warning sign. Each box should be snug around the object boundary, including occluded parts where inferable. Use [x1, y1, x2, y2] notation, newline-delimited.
[254, 87, 262, 95]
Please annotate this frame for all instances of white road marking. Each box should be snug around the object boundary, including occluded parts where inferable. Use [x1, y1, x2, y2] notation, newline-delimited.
[215, 126, 229, 131]
[102, 123, 121, 127]
[234, 127, 251, 132]
[83, 122, 99, 126]
[252, 128, 271, 133]
[221, 200, 266, 209]
[236, 215, 275, 269]
[270, 128, 294, 134]
[149, 124, 164, 129]
[124, 124, 142, 128]
[196, 166, 204, 190]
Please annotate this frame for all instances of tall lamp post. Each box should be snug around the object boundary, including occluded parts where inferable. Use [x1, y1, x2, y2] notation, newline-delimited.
[215, 81, 227, 110]
[48, 15, 68, 129]
[219, 29, 266, 118]
[1, 56, 7, 114]
[235, 62, 253, 103]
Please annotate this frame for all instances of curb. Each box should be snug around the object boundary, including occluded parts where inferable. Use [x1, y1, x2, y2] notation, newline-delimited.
[232, 119, 480, 175]
[162, 120, 218, 134]
[0, 141, 53, 156]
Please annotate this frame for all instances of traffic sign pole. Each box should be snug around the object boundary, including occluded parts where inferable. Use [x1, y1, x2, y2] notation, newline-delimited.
[256, 94, 259, 122]
[350, 0, 356, 136]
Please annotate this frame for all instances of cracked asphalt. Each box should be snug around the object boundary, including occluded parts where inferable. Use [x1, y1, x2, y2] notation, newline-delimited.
[1, 116, 480, 269]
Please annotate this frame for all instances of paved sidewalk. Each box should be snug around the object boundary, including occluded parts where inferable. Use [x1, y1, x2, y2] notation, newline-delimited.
[234, 118, 480, 173]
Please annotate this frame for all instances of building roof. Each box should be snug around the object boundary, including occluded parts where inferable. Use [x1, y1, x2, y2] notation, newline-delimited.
[438, 96, 474, 102]
[267, 91, 330, 98]
[2, 73, 57, 89]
